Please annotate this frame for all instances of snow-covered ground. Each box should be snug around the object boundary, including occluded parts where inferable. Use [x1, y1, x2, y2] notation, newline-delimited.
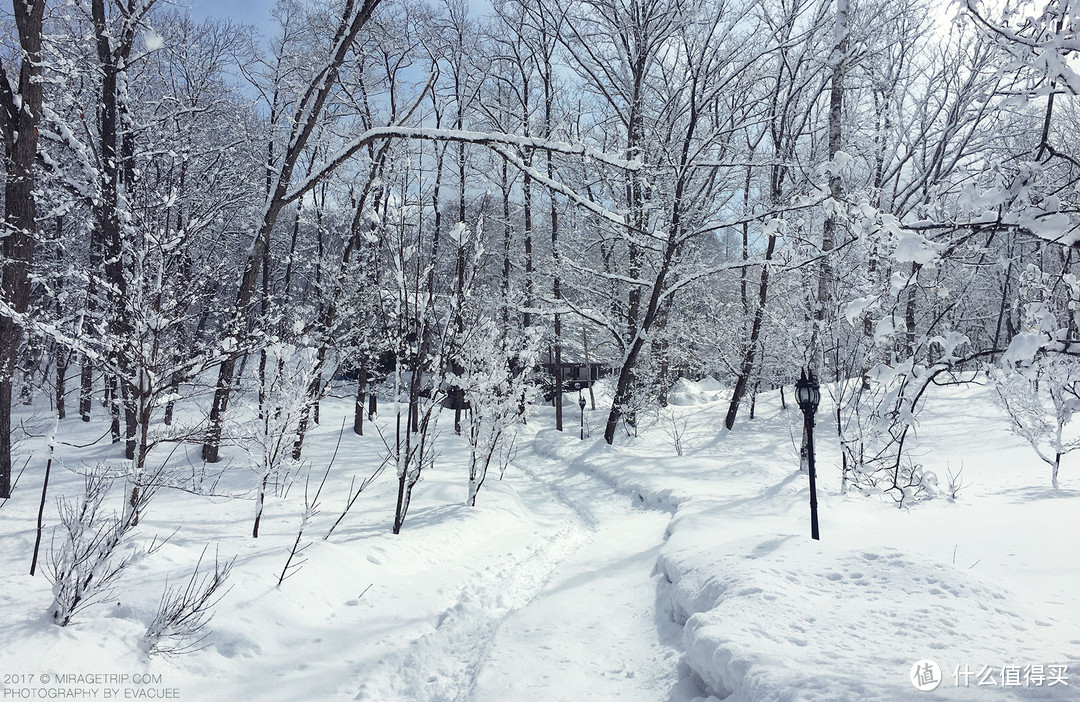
[0, 379, 1076, 701]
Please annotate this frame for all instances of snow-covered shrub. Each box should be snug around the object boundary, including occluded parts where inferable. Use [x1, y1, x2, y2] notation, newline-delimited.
[277, 466, 330, 587]
[144, 547, 234, 657]
[237, 342, 320, 538]
[451, 320, 540, 506]
[993, 355, 1080, 489]
[47, 472, 137, 626]
[830, 319, 985, 506]
[376, 197, 456, 534]
[661, 407, 689, 456]
[835, 357, 946, 506]
[945, 464, 968, 500]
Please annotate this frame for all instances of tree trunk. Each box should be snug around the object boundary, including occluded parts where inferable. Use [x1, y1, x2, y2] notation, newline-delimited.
[604, 235, 682, 443]
[501, 161, 512, 328]
[604, 51, 697, 444]
[0, 0, 46, 498]
[905, 262, 920, 359]
[108, 375, 120, 444]
[55, 346, 68, 420]
[453, 133, 467, 435]
[90, 0, 141, 459]
[253, 475, 269, 538]
[651, 298, 673, 407]
[354, 368, 367, 435]
[522, 168, 534, 329]
[51, 220, 68, 420]
[204, 199, 284, 463]
[30, 420, 57, 575]
[123, 383, 137, 460]
[80, 355, 94, 422]
[292, 361, 323, 460]
[582, 327, 596, 410]
[725, 234, 777, 429]
[813, 0, 848, 377]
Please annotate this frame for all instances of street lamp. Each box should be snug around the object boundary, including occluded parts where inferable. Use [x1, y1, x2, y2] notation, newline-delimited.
[578, 392, 587, 440]
[795, 368, 821, 541]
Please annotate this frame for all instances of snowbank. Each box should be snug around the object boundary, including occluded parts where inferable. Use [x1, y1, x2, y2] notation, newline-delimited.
[663, 525, 1072, 701]
[667, 377, 726, 406]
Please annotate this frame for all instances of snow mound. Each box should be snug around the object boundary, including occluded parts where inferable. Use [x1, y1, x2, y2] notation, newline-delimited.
[660, 528, 1077, 701]
[668, 377, 725, 406]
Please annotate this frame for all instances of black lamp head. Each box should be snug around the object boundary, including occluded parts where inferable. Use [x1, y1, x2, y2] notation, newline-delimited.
[795, 368, 820, 413]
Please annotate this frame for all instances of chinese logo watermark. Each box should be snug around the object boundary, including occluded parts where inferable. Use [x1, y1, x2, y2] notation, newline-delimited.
[910, 659, 943, 691]
[909, 661, 1070, 691]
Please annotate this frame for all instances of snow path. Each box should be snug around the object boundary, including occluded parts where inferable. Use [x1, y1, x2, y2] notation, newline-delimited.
[355, 427, 683, 702]
[467, 439, 683, 701]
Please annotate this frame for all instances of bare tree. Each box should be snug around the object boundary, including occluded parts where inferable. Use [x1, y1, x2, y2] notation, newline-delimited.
[202, 0, 386, 462]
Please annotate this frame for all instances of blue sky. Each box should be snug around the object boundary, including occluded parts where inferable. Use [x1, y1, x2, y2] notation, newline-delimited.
[184, 0, 279, 33]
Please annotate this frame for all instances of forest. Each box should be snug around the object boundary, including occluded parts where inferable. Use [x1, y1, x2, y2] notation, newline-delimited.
[0, 0, 1079, 676]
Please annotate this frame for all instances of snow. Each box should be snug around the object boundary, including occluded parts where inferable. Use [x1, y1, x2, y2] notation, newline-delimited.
[1029, 212, 1077, 246]
[824, 150, 853, 175]
[843, 295, 877, 325]
[668, 377, 725, 405]
[930, 331, 970, 362]
[1003, 331, 1045, 367]
[0, 378, 1077, 700]
[142, 31, 164, 52]
[893, 230, 941, 265]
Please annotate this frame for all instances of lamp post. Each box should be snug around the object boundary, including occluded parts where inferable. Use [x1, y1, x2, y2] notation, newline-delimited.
[795, 368, 821, 541]
[578, 392, 587, 440]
